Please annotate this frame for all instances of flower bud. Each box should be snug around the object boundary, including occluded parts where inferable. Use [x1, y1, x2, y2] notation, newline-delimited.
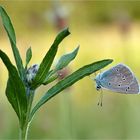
[26, 64, 39, 84]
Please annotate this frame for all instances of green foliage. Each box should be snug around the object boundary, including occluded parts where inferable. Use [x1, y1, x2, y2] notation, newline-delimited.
[0, 6, 113, 140]
[0, 6, 25, 80]
[30, 59, 113, 121]
[0, 50, 27, 129]
[43, 71, 58, 85]
[31, 28, 70, 89]
[43, 46, 79, 85]
[25, 47, 32, 69]
[55, 46, 79, 71]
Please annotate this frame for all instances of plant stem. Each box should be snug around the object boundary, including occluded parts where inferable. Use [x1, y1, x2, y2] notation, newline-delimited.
[19, 125, 26, 140]
[25, 121, 31, 140]
[19, 89, 34, 140]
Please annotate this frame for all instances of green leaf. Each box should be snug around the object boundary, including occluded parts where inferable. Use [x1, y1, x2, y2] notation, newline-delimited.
[25, 47, 32, 69]
[31, 28, 70, 89]
[43, 46, 79, 85]
[55, 46, 79, 71]
[0, 6, 25, 80]
[6, 78, 20, 118]
[30, 59, 113, 120]
[43, 73, 58, 85]
[0, 50, 27, 128]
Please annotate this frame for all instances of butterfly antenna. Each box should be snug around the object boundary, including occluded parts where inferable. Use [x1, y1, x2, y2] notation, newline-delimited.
[92, 70, 101, 79]
[89, 72, 97, 80]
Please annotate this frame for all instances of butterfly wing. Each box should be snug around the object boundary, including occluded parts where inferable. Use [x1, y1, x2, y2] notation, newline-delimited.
[99, 64, 139, 94]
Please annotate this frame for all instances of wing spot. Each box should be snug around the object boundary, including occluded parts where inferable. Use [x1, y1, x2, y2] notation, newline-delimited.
[108, 82, 111, 86]
[116, 69, 119, 72]
[127, 87, 130, 89]
[121, 76, 126, 81]
[118, 84, 121, 87]
[126, 89, 128, 91]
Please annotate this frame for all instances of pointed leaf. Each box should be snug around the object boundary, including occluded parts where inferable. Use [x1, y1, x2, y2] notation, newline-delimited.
[30, 59, 113, 120]
[6, 78, 20, 118]
[0, 6, 25, 79]
[55, 46, 79, 71]
[42, 46, 79, 85]
[25, 47, 32, 69]
[31, 28, 70, 89]
[0, 50, 27, 128]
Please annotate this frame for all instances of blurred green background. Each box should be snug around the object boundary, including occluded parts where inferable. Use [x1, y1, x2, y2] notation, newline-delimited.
[1, 1, 140, 139]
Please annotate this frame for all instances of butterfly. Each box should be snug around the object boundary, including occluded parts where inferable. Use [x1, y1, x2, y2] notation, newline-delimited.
[94, 64, 139, 94]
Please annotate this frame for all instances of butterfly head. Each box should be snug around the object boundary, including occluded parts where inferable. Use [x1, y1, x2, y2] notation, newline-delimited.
[94, 73, 102, 91]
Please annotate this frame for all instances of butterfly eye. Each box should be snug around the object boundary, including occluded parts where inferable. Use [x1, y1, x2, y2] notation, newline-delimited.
[116, 69, 119, 72]
[96, 85, 101, 91]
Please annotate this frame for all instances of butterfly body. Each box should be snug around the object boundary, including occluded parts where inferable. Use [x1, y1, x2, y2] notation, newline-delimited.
[95, 64, 139, 94]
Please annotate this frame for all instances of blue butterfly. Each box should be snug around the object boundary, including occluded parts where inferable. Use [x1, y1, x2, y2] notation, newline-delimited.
[95, 64, 139, 94]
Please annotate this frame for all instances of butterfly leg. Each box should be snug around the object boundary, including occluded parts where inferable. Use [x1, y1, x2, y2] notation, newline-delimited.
[97, 88, 103, 107]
